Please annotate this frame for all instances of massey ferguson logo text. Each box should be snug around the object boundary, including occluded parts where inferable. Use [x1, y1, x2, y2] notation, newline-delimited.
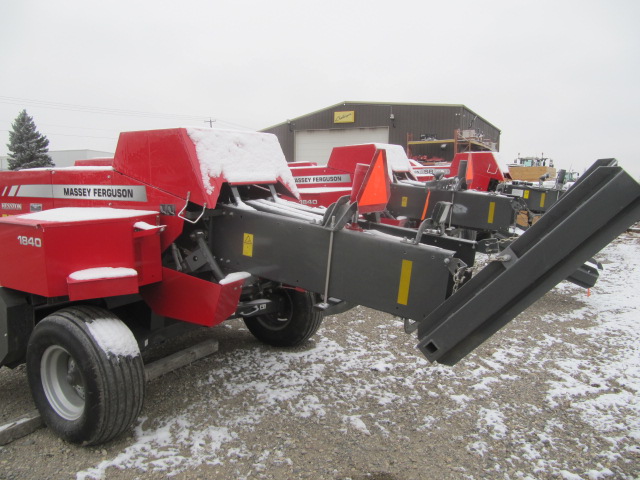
[10, 184, 148, 202]
[294, 174, 351, 184]
[53, 185, 147, 202]
[62, 187, 135, 199]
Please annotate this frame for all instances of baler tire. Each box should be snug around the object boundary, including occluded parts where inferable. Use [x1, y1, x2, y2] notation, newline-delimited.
[244, 290, 323, 347]
[26, 306, 145, 446]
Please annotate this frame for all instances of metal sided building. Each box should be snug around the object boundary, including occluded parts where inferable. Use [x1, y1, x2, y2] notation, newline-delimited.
[261, 101, 501, 165]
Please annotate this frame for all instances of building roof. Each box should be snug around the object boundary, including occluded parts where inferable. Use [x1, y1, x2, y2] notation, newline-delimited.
[262, 100, 500, 133]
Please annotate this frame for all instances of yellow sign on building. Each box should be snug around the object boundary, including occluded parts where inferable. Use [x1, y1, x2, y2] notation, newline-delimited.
[334, 111, 355, 123]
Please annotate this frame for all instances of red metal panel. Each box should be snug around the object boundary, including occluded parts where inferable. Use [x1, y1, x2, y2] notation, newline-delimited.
[73, 158, 114, 167]
[133, 225, 163, 286]
[140, 268, 244, 327]
[327, 144, 377, 173]
[67, 274, 139, 301]
[451, 152, 504, 191]
[0, 212, 162, 298]
[113, 129, 218, 208]
[287, 162, 317, 167]
[0, 221, 48, 294]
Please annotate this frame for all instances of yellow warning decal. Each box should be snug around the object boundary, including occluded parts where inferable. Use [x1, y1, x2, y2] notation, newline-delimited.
[401, 196, 408, 207]
[487, 201, 496, 224]
[243, 233, 254, 257]
[523, 190, 530, 199]
[397, 259, 413, 305]
[540, 193, 546, 208]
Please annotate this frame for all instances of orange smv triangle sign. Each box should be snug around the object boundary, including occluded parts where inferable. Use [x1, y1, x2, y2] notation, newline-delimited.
[465, 154, 475, 189]
[357, 149, 391, 214]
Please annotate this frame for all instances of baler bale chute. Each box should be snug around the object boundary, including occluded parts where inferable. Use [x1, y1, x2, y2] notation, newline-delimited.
[0, 127, 637, 446]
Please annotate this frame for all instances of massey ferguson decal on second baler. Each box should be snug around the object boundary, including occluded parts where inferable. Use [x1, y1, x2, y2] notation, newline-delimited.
[0, 127, 638, 447]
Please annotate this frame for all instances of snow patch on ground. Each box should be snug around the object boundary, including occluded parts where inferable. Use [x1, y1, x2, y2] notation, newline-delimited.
[77, 415, 233, 479]
[544, 241, 640, 460]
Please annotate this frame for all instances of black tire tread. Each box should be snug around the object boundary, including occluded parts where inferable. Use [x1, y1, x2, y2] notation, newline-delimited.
[27, 306, 145, 445]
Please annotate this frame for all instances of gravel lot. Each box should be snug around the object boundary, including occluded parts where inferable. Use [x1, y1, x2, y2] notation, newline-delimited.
[0, 233, 638, 480]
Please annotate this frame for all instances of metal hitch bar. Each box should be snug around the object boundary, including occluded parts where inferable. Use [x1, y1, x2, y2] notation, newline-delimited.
[414, 161, 640, 365]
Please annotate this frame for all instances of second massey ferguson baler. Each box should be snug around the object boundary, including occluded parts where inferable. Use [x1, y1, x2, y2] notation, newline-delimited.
[0, 127, 637, 446]
[287, 144, 522, 241]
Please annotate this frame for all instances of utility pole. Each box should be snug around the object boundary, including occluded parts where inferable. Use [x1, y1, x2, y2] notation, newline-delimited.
[204, 118, 216, 127]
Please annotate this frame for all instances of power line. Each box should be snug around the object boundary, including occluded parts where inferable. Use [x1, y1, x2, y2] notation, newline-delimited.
[39, 123, 121, 133]
[46, 132, 117, 140]
[0, 128, 116, 140]
[0, 95, 207, 121]
[0, 95, 256, 130]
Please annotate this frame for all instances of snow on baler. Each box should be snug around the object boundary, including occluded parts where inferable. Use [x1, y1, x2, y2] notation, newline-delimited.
[0, 127, 638, 446]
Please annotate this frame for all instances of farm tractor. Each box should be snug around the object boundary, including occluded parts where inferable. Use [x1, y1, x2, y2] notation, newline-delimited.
[0, 128, 637, 446]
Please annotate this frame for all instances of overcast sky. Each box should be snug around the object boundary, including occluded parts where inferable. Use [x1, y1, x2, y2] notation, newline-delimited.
[1, 0, 638, 178]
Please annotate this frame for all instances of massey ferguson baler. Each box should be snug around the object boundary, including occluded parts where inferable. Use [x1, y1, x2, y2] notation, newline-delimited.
[288, 145, 522, 240]
[0, 127, 638, 447]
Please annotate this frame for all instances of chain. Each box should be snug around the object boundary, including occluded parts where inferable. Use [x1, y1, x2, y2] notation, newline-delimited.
[451, 265, 468, 294]
[483, 234, 520, 263]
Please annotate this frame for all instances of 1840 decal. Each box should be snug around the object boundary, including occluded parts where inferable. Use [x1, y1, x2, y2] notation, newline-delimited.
[17, 236, 42, 247]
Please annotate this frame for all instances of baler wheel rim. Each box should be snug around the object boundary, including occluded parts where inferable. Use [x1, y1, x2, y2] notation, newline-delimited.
[244, 289, 323, 347]
[254, 290, 294, 332]
[40, 344, 85, 421]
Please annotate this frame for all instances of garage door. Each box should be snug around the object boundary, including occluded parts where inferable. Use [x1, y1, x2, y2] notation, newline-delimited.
[294, 127, 389, 165]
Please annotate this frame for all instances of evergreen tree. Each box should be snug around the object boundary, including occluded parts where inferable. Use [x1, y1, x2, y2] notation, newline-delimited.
[6, 110, 54, 170]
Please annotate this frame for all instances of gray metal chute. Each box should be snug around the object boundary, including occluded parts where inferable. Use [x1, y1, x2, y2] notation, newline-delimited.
[415, 161, 640, 365]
